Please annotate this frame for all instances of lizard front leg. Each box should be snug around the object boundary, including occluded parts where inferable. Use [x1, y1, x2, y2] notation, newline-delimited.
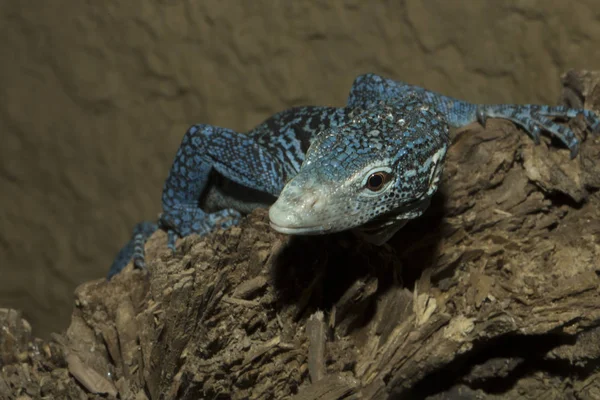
[108, 124, 288, 279]
[159, 123, 287, 250]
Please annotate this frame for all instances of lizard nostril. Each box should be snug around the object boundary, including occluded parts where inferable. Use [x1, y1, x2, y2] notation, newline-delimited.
[300, 191, 325, 212]
[301, 194, 318, 210]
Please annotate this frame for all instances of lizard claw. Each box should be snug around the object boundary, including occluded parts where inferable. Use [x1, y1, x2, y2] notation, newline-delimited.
[529, 124, 541, 145]
[569, 140, 580, 160]
[476, 106, 487, 127]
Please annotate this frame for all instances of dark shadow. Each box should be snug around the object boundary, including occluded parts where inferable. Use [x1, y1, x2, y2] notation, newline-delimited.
[390, 190, 448, 290]
[270, 232, 392, 321]
[270, 190, 448, 327]
[543, 188, 586, 210]
[397, 330, 600, 399]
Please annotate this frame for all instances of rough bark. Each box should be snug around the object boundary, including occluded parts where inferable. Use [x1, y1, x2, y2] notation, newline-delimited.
[2, 70, 600, 400]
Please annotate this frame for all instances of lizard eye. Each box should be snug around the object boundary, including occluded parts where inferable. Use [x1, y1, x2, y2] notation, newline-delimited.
[366, 171, 392, 191]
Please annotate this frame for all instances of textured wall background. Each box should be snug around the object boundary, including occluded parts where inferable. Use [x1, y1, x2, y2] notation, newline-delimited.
[1, 0, 599, 338]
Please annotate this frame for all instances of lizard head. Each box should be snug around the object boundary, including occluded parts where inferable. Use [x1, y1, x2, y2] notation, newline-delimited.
[269, 99, 450, 245]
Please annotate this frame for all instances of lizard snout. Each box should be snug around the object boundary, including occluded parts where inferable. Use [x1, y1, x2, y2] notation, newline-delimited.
[268, 184, 329, 235]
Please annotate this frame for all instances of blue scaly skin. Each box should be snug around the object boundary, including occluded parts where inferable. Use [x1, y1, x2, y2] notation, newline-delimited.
[107, 73, 600, 279]
[108, 221, 157, 279]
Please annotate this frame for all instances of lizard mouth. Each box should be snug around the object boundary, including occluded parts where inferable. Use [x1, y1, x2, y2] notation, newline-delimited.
[269, 221, 331, 235]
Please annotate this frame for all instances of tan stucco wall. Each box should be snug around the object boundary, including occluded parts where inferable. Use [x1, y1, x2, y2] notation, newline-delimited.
[1, 0, 599, 337]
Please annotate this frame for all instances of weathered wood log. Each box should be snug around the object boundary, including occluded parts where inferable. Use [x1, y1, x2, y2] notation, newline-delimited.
[2, 70, 600, 400]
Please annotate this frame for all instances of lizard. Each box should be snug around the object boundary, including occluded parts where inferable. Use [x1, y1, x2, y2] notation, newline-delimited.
[107, 73, 600, 279]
